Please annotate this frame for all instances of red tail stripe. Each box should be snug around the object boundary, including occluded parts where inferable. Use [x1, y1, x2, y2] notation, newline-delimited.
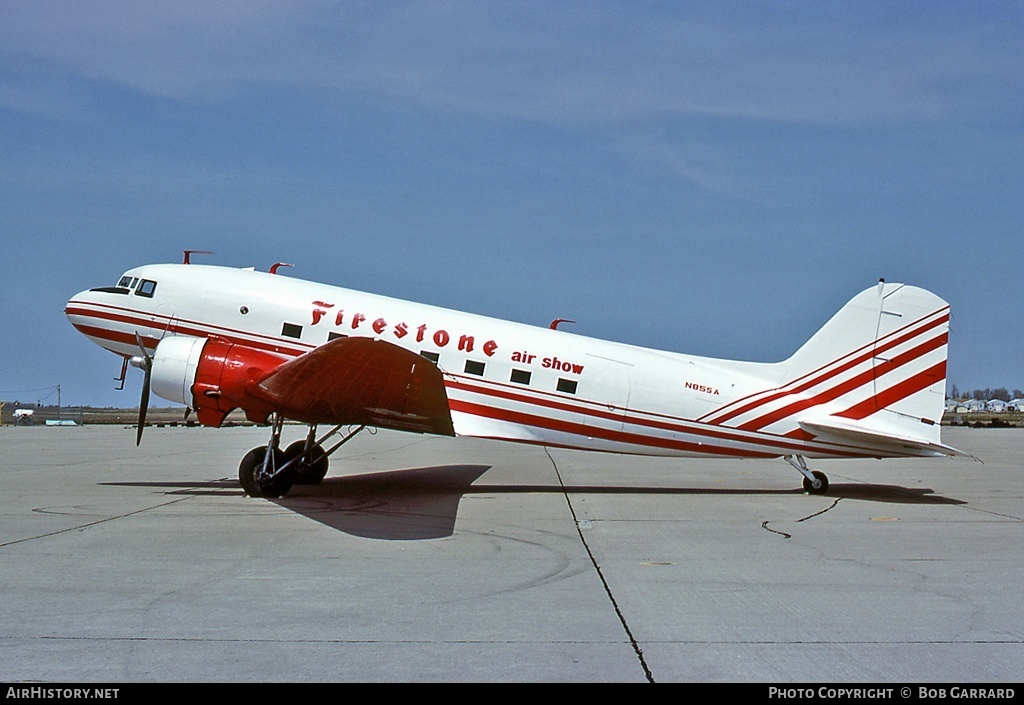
[703, 308, 948, 425]
[836, 360, 947, 420]
[737, 331, 948, 432]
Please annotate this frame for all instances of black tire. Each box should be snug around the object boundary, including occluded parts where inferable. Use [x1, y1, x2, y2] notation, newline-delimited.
[239, 447, 293, 498]
[803, 470, 829, 495]
[283, 440, 330, 485]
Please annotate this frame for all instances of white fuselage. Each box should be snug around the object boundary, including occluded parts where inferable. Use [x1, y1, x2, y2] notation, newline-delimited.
[66, 264, 946, 460]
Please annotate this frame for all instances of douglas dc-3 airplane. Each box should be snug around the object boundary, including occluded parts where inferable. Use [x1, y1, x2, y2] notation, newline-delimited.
[66, 253, 963, 498]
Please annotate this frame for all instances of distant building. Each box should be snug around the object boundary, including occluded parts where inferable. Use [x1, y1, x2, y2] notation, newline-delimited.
[986, 399, 1007, 413]
[963, 399, 986, 413]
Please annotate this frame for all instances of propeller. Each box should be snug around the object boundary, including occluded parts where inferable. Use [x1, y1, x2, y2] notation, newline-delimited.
[129, 332, 153, 446]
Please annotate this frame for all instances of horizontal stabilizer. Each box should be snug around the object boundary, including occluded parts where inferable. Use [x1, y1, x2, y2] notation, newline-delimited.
[799, 416, 966, 458]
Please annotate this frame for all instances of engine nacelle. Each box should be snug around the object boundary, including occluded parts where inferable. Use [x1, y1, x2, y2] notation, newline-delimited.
[150, 336, 205, 407]
[150, 336, 288, 427]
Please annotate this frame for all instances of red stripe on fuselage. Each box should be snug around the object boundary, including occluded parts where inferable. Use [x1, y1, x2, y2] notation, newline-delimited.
[66, 302, 311, 358]
[447, 377, 871, 458]
[69, 322, 160, 352]
[448, 398, 778, 458]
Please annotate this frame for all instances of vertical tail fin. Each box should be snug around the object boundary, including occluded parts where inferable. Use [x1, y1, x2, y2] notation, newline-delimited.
[706, 281, 956, 455]
[777, 281, 952, 452]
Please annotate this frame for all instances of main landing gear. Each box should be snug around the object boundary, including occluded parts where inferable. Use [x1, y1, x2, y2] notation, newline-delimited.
[784, 454, 830, 495]
[239, 415, 366, 498]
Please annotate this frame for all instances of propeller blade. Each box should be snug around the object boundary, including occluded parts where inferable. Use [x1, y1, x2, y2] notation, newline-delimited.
[134, 331, 152, 364]
[137, 363, 151, 446]
[133, 332, 153, 446]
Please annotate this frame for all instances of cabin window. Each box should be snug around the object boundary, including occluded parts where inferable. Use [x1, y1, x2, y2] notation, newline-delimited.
[464, 360, 485, 376]
[282, 322, 303, 339]
[510, 369, 532, 385]
[328, 332, 348, 341]
[420, 351, 440, 363]
[557, 378, 578, 395]
[136, 279, 157, 298]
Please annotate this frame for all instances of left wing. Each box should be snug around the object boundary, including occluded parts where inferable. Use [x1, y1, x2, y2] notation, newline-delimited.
[250, 336, 455, 435]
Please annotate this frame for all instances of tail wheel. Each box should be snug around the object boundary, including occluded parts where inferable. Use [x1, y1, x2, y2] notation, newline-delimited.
[803, 470, 830, 495]
[283, 440, 330, 484]
[239, 447, 293, 498]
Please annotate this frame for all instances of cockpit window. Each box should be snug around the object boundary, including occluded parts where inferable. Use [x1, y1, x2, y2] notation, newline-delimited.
[118, 276, 133, 288]
[136, 279, 157, 298]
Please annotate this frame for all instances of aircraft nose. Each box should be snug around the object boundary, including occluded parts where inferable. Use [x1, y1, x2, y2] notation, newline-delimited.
[67, 288, 90, 308]
[66, 285, 157, 358]
[66, 285, 107, 317]
[65, 286, 132, 355]
[66, 288, 97, 332]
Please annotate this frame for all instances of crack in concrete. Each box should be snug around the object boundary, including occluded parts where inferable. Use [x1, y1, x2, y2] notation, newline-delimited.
[762, 498, 843, 539]
[1, 495, 193, 549]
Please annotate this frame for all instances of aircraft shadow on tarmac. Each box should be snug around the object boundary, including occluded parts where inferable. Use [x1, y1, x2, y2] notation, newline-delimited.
[103, 465, 966, 541]
[276, 464, 492, 540]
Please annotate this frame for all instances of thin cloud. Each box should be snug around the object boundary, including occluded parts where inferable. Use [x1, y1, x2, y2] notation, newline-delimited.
[2, 2, 1019, 126]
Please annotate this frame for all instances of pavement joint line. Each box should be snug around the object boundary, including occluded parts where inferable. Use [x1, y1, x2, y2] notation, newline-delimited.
[0, 635, 637, 644]
[2, 635, 1020, 645]
[544, 447, 655, 684]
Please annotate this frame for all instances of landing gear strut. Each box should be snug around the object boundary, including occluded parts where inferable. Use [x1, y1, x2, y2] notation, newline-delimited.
[784, 454, 830, 495]
[239, 414, 292, 498]
[239, 417, 366, 498]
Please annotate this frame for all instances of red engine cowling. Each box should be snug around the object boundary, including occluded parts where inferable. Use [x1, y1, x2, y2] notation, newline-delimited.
[150, 336, 288, 427]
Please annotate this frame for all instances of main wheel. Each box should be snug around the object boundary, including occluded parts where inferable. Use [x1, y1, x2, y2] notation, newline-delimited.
[239, 447, 293, 498]
[282, 440, 330, 484]
[802, 470, 829, 495]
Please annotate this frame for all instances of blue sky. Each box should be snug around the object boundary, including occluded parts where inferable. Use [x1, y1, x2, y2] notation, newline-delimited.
[1, 1, 1021, 408]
